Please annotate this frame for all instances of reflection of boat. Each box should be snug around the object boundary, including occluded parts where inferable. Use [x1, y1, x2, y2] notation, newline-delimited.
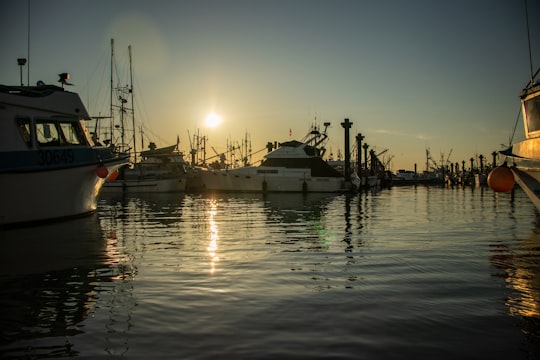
[0, 215, 107, 277]
[262, 192, 338, 223]
[0, 216, 110, 357]
[197, 125, 355, 192]
[98, 191, 186, 226]
[489, 230, 540, 318]
[0, 81, 129, 226]
[102, 143, 188, 193]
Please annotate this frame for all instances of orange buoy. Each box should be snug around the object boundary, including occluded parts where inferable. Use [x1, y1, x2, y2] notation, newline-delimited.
[487, 163, 515, 192]
[107, 169, 119, 181]
[96, 165, 109, 179]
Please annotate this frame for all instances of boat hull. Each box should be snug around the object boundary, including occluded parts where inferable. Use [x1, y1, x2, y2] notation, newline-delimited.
[504, 137, 540, 210]
[0, 159, 126, 226]
[511, 166, 540, 210]
[198, 167, 346, 192]
[101, 177, 187, 193]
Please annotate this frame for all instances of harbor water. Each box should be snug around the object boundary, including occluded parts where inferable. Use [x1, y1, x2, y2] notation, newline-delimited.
[1, 185, 539, 359]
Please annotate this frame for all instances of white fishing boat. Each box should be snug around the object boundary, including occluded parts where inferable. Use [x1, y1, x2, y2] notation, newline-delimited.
[489, 2, 540, 209]
[197, 124, 357, 192]
[102, 143, 188, 193]
[97, 40, 188, 193]
[0, 81, 129, 226]
[494, 78, 540, 208]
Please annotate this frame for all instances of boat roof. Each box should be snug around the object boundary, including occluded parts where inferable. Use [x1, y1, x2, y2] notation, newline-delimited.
[0, 84, 91, 119]
[140, 144, 179, 157]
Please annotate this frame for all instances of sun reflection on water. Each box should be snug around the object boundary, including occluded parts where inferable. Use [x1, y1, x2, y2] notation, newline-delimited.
[207, 200, 220, 274]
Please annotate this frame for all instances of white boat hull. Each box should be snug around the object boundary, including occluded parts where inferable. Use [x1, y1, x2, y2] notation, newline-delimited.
[102, 177, 187, 193]
[504, 133, 540, 210]
[511, 166, 540, 210]
[0, 160, 125, 226]
[0, 83, 130, 226]
[198, 167, 345, 192]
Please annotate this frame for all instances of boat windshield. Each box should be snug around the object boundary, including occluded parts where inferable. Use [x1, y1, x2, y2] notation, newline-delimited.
[524, 87, 540, 138]
[36, 119, 88, 147]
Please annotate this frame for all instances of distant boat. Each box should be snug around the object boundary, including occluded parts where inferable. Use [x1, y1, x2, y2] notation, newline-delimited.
[97, 40, 188, 193]
[0, 82, 129, 226]
[196, 125, 358, 192]
[393, 169, 417, 182]
[102, 143, 188, 193]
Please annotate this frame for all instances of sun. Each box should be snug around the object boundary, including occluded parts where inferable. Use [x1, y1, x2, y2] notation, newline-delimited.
[205, 113, 221, 128]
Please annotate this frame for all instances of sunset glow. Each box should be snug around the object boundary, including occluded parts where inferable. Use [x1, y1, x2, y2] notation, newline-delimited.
[205, 113, 221, 128]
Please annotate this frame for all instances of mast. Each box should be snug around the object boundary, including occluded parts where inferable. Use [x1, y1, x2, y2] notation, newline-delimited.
[140, 126, 144, 154]
[110, 38, 114, 144]
[26, 0, 30, 86]
[129, 44, 137, 164]
[524, 0, 534, 86]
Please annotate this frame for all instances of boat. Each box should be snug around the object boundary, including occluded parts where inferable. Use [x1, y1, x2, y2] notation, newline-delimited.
[97, 40, 188, 193]
[0, 81, 129, 226]
[392, 169, 418, 185]
[102, 143, 189, 192]
[490, 1, 540, 208]
[495, 76, 540, 208]
[196, 124, 358, 192]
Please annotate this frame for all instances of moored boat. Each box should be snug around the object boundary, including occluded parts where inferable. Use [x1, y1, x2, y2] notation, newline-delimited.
[496, 78, 540, 209]
[490, 1, 540, 208]
[0, 82, 129, 226]
[102, 143, 188, 193]
[197, 124, 356, 193]
[96, 40, 188, 194]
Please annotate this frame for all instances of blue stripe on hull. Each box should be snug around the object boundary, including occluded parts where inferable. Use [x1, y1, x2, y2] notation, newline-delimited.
[0, 148, 126, 173]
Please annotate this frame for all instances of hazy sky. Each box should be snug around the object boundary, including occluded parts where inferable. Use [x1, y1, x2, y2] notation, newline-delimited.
[1, 0, 539, 171]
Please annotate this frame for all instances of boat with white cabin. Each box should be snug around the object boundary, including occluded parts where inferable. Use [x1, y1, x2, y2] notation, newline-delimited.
[0, 79, 129, 226]
[489, 1, 540, 209]
[197, 124, 358, 192]
[496, 75, 540, 208]
[102, 143, 188, 192]
[96, 40, 188, 193]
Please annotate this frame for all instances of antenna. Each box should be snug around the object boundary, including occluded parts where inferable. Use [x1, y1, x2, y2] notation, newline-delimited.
[524, 0, 535, 85]
[27, 0, 30, 86]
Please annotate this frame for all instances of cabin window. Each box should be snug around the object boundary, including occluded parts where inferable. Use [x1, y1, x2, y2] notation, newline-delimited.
[36, 120, 61, 146]
[525, 96, 540, 134]
[59, 121, 86, 145]
[257, 169, 279, 174]
[35, 120, 87, 147]
[16, 118, 32, 147]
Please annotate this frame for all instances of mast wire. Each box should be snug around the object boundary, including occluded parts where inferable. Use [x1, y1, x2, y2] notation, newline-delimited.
[524, 0, 534, 85]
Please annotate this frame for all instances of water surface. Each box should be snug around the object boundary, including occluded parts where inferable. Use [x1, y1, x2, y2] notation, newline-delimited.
[1, 186, 539, 359]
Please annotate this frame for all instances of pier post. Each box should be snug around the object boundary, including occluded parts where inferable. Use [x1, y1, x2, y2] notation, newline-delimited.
[362, 143, 369, 171]
[341, 118, 352, 183]
[356, 133, 364, 177]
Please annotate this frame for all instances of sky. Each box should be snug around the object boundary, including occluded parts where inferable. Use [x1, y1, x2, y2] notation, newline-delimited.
[1, 0, 539, 171]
